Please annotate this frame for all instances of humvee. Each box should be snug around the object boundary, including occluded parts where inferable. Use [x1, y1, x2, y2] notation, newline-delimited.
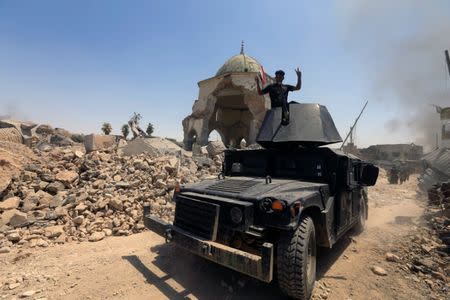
[144, 103, 379, 299]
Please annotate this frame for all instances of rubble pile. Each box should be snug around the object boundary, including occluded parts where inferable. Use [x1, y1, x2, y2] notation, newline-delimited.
[396, 225, 449, 296]
[0, 146, 222, 252]
[386, 181, 450, 297]
[426, 181, 450, 248]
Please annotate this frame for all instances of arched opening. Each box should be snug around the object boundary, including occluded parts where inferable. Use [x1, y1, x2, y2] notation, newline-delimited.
[208, 129, 224, 142]
[239, 138, 247, 149]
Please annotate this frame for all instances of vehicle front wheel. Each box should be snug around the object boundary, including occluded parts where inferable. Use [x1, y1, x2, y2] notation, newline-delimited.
[277, 215, 316, 300]
[355, 190, 368, 233]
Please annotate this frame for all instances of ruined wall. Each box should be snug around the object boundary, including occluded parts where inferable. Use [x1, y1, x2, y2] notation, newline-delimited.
[183, 73, 269, 150]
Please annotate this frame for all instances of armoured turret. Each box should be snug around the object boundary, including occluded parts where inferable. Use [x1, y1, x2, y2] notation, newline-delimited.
[256, 103, 342, 148]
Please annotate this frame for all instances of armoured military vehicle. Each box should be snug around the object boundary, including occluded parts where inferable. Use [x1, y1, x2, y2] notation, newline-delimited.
[144, 103, 379, 300]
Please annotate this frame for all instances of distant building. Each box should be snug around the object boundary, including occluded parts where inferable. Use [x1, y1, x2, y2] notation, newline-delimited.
[359, 143, 423, 161]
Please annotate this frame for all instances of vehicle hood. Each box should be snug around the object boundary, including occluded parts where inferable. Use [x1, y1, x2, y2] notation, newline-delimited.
[181, 176, 327, 203]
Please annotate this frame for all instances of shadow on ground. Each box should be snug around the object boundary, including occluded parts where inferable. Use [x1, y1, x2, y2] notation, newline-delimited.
[123, 235, 353, 299]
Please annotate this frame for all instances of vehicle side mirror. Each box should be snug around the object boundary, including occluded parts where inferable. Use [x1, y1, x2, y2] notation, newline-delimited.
[360, 164, 379, 186]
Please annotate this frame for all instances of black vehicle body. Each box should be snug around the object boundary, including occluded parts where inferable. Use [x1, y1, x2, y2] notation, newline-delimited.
[143, 103, 379, 287]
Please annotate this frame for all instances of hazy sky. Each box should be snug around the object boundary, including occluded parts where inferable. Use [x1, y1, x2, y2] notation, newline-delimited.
[1, 0, 449, 149]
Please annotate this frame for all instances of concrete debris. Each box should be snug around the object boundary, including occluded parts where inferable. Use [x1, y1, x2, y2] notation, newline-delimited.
[84, 134, 116, 152]
[370, 266, 388, 276]
[0, 142, 222, 249]
[118, 137, 186, 157]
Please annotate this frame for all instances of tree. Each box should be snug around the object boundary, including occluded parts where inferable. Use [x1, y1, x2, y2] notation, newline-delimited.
[101, 122, 112, 135]
[121, 124, 129, 139]
[146, 123, 154, 137]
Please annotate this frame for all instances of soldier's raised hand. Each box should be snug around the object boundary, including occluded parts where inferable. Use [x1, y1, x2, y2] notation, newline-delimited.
[295, 67, 301, 77]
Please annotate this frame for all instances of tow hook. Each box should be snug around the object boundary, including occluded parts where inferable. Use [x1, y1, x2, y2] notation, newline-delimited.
[164, 228, 173, 243]
[201, 243, 212, 256]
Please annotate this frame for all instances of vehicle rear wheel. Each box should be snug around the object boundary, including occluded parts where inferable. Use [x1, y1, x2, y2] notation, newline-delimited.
[355, 190, 368, 233]
[277, 215, 316, 300]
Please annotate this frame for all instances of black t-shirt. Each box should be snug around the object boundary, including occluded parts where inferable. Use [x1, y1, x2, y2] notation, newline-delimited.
[261, 83, 295, 108]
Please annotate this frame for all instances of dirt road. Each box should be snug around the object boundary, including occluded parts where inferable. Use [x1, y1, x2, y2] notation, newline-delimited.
[0, 174, 433, 300]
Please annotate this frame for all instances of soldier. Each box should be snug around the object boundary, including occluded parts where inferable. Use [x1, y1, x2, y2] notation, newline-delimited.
[389, 166, 399, 184]
[255, 68, 302, 125]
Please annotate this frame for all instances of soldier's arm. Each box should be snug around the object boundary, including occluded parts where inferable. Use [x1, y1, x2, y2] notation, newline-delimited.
[293, 67, 302, 91]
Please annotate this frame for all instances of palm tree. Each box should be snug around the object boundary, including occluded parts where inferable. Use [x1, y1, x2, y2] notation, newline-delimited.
[101, 122, 112, 135]
[121, 124, 129, 139]
[146, 123, 154, 137]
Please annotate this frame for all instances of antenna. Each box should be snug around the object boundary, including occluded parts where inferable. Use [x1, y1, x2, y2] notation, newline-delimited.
[445, 50, 450, 77]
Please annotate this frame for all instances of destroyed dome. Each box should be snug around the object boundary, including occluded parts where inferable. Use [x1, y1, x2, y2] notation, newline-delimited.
[216, 42, 262, 76]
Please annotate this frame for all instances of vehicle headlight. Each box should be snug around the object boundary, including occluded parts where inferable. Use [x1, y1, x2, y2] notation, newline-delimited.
[230, 207, 243, 224]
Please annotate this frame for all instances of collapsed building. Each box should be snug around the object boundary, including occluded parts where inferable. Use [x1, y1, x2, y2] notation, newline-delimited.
[359, 143, 424, 162]
[182, 44, 272, 150]
[418, 106, 450, 191]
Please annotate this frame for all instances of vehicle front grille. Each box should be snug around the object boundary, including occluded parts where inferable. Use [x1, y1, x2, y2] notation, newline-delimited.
[206, 179, 259, 194]
[174, 195, 219, 240]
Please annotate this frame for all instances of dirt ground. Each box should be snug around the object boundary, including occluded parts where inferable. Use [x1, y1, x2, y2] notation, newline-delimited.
[0, 173, 433, 300]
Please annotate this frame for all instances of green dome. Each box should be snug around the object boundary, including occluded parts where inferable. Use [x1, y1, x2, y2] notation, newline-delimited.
[216, 53, 262, 76]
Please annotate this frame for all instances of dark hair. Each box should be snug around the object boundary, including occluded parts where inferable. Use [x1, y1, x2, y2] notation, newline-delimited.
[275, 70, 285, 76]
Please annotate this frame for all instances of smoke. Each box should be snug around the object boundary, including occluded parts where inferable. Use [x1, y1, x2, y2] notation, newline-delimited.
[337, 0, 450, 151]
[0, 103, 25, 121]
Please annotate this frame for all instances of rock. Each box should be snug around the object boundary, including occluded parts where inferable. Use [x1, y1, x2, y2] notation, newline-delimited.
[72, 215, 84, 225]
[45, 181, 65, 195]
[1, 209, 19, 226]
[74, 150, 84, 158]
[36, 124, 54, 135]
[431, 271, 446, 281]
[133, 159, 149, 170]
[385, 252, 400, 262]
[54, 206, 68, 218]
[49, 195, 63, 208]
[115, 181, 130, 189]
[88, 231, 105, 242]
[35, 190, 53, 206]
[22, 193, 38, 212]
[29, 238, 49, 248]
[0, 246, 11, 253]
[370, 266, 387, 276]
[36, 141, 53, 152]
[7, 232, 21, 242]
[109, 198, 123, 210]
[20, 290, 36, 297]
[50, 134, 73, 146]
[75, 203, 87, 212]
[7, 210, 28, 227]
[45, 225, 64, 238]
[22, 171, 37, 182]
[206, 140, 226, 157]
[9, 282, 21, 289]
[55, 171, 79, 185]
[113, 175, 122, 182]
[0, 197, 20, 210]
[40, 172, 55, 182]
[154, 179, 167, 189]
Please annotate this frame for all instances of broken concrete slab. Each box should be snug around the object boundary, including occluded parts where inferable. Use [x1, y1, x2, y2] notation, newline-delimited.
[84, 134, 116, 152]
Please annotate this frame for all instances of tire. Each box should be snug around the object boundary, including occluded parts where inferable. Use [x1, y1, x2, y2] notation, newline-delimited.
[354, 191, 368, 233]
[277, 216, 316, 300]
